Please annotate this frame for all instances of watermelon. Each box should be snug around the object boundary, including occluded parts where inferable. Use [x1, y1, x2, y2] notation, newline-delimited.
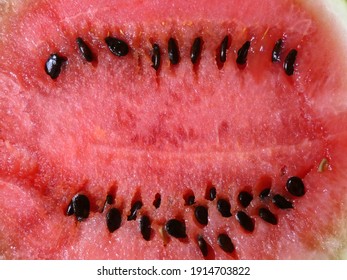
[0, 0, 347, 259]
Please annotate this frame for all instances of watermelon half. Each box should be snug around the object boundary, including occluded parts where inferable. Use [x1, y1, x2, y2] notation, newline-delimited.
[0, 0, 347, 259]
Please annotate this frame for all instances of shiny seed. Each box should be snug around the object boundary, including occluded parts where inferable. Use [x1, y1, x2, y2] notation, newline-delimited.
[151, 43, 160, 71]
[219, 35, 229, 63]
[283, 49, 297, 76]
[190, 37, 202, 64]
[186, 195, 195, 206]
[238, 191, 253, 208]
[66, 201, 74, 216]
[217, 233, 235, 253]
[140, 215, 151, 241]
[272, 39, 283, 62]
[259, 207, 278, 225]
[165, 219, 187, 238]
[272, 194, 293, 209]
[194, 206, 208, 225]
[208, 186, 217, 201]
[168, 37, 180, 65]
[44, 53, 67, 79]
[286, 176, 305, 197]
[197, 235, 208, 257]
[259, 188, 271, 199]
[105, 36, 129, 57]
[71, 194, 90, 221]
[106, 207, 122, 233]
[236, 41, 251, 65]
[217, 199, 232, 217]
[76, 37, 94, 62]
[127, 201, 143, 221]
[236, 211, 254, 232]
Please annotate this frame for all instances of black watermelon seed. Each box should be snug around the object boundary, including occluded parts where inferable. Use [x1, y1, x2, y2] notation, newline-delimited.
[151, 43, 160, 71]
[272, 38, 283, 62]
[66, 201, 74, 216]
[283, 49, 297, 76]
[140, 215, 151, 241]
[186, 195, 195, 206]
[259, 188, 271, 199]
[259, 207, 278, 225]
[72, 194, 90, 221]
[106, 207, 122, 233]
[168, 37, 180, 65]
[219, 35, 229, 63]
[286, 176, 305, 197]
[272, 194, 293, 209]
[127, 200, 143, 221]
[208, 186, 217, 201]
[238, 191, 253, 208]
[190, 37, 202, 64]
[197, 235, 208, 257]
[217, 233, 235, 253]
[217, 199, 232, 217]
[194, 206, 208, 225]
[165, 219, 187, 238]
[236, 41, 251, 65]
[76, 37, 94, 62]
[153, 193, 161, 209]
[44, 53, 67, 79]
[105, 194, 114, 205]
[105, 36, 129, 57]
[236, 211, 254, 232]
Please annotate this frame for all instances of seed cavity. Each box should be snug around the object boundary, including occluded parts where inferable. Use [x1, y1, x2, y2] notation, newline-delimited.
[197, 235, 208, 257]
[153, 193, 161, 209]
[76, 37, 94, 62]
[140, 215, 151, 241]
[217, 199, 232, 217]
[186, 195, 195, 205]
[45, 53, 67, 79]
[127, 200, 143, 221]
[184, 190, 195, 206]
[236, 41, 251, 65]
[272, 38, 283, 62]
[259, 207, 278, 225]
[238, 191, 253, 208]
[105, 36, 129, 57]
[217, 233, 235, 253]
[236, 211, 254, 232]
[283, 49, 297, 76]
[151, 43, 160, 71]
[106, 207, 122, 233]
[194, 205, 208, 225]
[272, 194, 293, 209]
[286, 176, 305, 197]
[259, 188, 271, 199]
[219, 35, 230, 63]
[190, 37, 202, 64]
[168, 37, 180, 65]
[165, 219, 187, 238]
[105, 194, 114, 205]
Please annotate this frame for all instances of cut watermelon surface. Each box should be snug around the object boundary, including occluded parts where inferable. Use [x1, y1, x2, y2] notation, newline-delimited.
[0, 0, 347, 259]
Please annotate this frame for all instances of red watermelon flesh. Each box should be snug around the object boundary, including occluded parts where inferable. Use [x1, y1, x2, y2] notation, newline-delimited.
[0, 0, 347, 259]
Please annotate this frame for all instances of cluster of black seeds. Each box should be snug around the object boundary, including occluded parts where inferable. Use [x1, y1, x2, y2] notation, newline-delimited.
[65, 176, 305, 258]
[45, 34, 298, 79]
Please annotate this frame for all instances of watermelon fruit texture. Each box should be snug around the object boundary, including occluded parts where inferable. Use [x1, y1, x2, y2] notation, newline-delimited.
[0, 0, 347, 259]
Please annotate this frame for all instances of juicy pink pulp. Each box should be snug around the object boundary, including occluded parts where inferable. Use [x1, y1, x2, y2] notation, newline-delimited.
[0, 0, 347, 259]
